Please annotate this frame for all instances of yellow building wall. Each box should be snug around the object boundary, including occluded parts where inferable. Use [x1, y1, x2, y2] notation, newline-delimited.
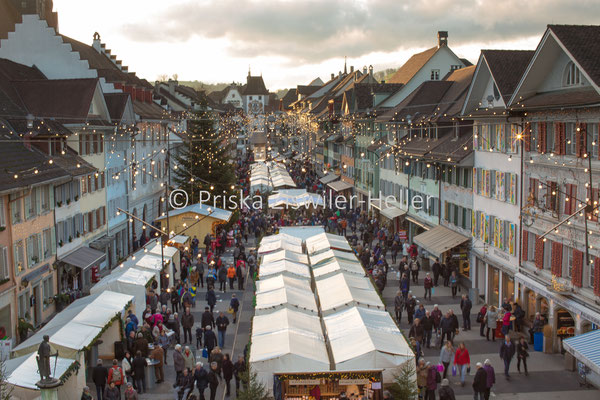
[161, 212, 229, 246]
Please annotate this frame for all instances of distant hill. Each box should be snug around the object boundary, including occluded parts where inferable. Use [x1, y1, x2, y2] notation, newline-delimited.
[179, 81, 235, 93]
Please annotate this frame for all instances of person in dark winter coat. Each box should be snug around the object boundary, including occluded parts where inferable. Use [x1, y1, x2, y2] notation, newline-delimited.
[181, 307, 194, 344]
[173, 344, 185, 380]
[438, 378, 456, 400]
[206, 287, 217, 313]
[194, 362, 208, 399]
[405, 293, 417, 324]
[426, 364, 440, 399]
[203, 326, 218, 354]
[499, 336, 516, 379]
[394, 291, 405, 323]
[208, 362, 220, 400]
[233, 355, 246, 393]
[132, 351, 148, 394]
[472, 362, 487, 400]
[103, 382, 120, 400]
[460, 295, 472, 330]
[517, 337, 529, 375]
[92, 360, 108, 400]
[483, 359, 495, 400]
[431, 258, 441, 286]
[222, 354, 234, 396]
[201, 306, 215, 329]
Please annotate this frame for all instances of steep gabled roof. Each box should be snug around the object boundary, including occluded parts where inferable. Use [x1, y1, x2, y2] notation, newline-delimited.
[0, 0, 20, 41]
[377, 80, 453, 122]
[481, 50, 534, 102]
[387, 47, 438, 84]
[297, 85, 320, 96]
[10, 78, 99, 122]
[103, 93, 130, 122]
[434, 65, 476, 120]
[280, 89, 297, 110]
[549, 24, 600, 88]
[243, 76, 269, 95]
[0, 58, 46, 114]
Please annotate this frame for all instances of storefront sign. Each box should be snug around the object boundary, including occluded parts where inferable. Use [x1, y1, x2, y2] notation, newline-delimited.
[339, 378, 370, 385]
[398, 230, 407, 241]
[452, 252, 468, 260]
[288, 379, 321, 386]
[371, 382, 382, 389]
[493, 249, 510, 261]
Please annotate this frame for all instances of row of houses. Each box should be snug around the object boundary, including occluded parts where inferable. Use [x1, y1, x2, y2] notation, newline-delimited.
[282, 26, 600, 358]
[0, 1, 232, 349]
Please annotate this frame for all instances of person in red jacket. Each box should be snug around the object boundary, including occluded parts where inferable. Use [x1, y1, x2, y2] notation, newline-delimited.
[107, 359, 125, 394]
[454, 342, 471, 386]
[423, 273, 433, 300]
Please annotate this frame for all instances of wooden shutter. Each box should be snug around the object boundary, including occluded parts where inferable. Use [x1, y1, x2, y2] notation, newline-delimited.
[564, 184, 572, 215]
[594, 257, 600, 296]
[572, 249, 583, 288]
[522, 230, 529, 261]
[535, 235, 544, 269]
[551, 241, 563, 276]
[576, 122, 587, 158]
[538, 122, 547, 153]
[524, 122, 531, 152]
[555, 122, 562, 155]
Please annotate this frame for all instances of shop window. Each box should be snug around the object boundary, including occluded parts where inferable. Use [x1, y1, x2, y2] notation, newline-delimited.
[563, 247, 574, 277]
[543, 240, 552, 270]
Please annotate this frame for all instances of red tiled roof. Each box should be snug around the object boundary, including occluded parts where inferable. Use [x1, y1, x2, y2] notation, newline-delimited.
[388, 47, 438, 84]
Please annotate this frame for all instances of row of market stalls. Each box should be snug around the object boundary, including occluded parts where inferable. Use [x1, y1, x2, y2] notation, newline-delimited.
[250, 161, 296, 194]
[4, 237, 184, 399]
[251, 228, 414, 400]
[268, 189, 325, 210]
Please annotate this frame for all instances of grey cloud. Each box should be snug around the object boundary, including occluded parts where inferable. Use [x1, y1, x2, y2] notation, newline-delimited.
[121, 0, 600, 62]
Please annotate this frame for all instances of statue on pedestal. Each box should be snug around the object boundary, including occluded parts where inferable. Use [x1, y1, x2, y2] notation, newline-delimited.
[36, 335, 59, 383]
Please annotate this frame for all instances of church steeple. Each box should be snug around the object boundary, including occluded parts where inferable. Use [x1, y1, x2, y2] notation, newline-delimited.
[248, 65, 251, 78]
[344, 56, 347, 75]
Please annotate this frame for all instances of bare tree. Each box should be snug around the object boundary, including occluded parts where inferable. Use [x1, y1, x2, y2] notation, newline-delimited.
[172, 73, 179, 81]
[156, 74, 169, 82]
[0, 358, 14, 400]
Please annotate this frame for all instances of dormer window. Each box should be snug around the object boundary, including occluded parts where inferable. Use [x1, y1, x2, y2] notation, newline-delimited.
[431, 69, 440, 80]
[564, 61, 582, 86]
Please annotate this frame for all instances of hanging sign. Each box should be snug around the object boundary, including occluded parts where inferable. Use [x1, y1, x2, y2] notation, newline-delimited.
[288, 379, 320, 386]
[339, 378, 370, 385]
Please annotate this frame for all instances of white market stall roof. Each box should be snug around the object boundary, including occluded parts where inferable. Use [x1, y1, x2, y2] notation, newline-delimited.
[5, 352, 76, 389]
[256, 274, 312, 293]
[563, 329, 600, 376]
[258, 233, 303, 254]
[155, 202, 232, 222]
[268, 190, 324, 209]
[261, 249, 309, 265]
[324, 306, 414, 370]
[280, 226, 325, 241]
[312, 257, 366, 278]
[145, 242, 179, 259]
[252, 307, 324, 338]
[319, 173, 339, 184]
[306, 232, 353, 254]
[315, 272, 384, 313]
[13, 290, 133, 358]
[327, 180, 353, 192]
[309, 248, 360, 266]
[90, 267, 155, 310]
[169, 234, 190, 245]
[255, 286, 318, 314]
[258, 259, 311, 279]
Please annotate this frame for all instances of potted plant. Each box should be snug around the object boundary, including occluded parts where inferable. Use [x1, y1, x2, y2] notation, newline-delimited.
[74, 195, 79, 201]
[31, 256, 39, 264]
[0, 226, 5, 232]
[66, 198, 71, 205]
[54, 293, 70, 312]
[52, 261, 59, 270]
[21, 278, 29, 288]
[58, 240, 63, 247]
[76, 232, 81, 238]
[56, 201, 62, 207]
[68, 236, 73, 243]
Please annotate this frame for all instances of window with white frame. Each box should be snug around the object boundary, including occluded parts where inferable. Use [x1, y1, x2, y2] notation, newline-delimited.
[564, 246, 574, 277]
[543, 240, 552, 270]
[565, 123, 576, 155]
[13, 240, 24, 275]
[43, 228, 52, 259]
[0, 197, 5, 227]
[564, 61, 582, 86]
[42, 276, 53, 309]
[590, 259, 595, 288]
[527, 233, 535, 261]
[588, 123, 599, 156]
[18, 291, 28, 318]
[431, 69, 440, 80]
[0, 246, 8, 280]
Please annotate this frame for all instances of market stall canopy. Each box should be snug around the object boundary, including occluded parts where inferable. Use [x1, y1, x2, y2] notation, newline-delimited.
[327, 180, 353, 192]
[319, 173, 339, 184]
[155, 202, 232, 223]
[380, 206, 406, 220]
[261, 249, 309, 265]
[563, 329, 600, 376]
[5, 352, 76, 389]
[306, 232, 353, 254]
[324, 307, 414, 370]
[13, 291, 133, 358]
[90, 267, 155, 310]
[169, 235, 190, 246]
[255, 286, 318, 315]
[280, 226, 325, 241]
[268, 189, 324, 209]
[258, 259, 311, 279]
[413, 225, 469, 258]
[258, 233, 303, 255]
[312, 257, 366, 278]
[309, 248, 359, 266]
[60, 246, 105, 270]
[145, 242, 179, 259]
[256, 274, 312, 293]
[315, 272, 384, 314]
[252, 307, 324, 338]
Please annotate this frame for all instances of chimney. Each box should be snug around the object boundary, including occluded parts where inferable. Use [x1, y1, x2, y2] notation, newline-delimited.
[168, 79, 176, 94]
[331, 73, 335, 80]
[438, 31, 448, 47]
[369, 65, 373, 77]
[92, 32, 102, 53]
[363, 66, 368, 74]
[350, 66, 354, 73]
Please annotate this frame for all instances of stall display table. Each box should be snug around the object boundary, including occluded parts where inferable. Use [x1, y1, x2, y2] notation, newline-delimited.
[145, 358, 159, 390]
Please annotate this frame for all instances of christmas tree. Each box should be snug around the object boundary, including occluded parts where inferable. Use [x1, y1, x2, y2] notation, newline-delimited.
[235, 370, 269, 400]
[173, 111, 236, 205]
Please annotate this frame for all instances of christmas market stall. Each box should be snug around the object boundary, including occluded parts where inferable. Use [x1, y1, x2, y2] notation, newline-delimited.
[310, 256, 366, 278]
[315, 272, 385, 315]
[90, 267, 155, 311]
[12, 291, 134, 363]
[261, 248, 309, 265]
[306, 232, 353, 254]
[5, 351, 85, 400]
[258, 233, 303, 255]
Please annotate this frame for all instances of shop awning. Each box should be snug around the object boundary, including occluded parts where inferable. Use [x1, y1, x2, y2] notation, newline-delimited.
[413, 225, 469, 258]
[563, 329, 600, 376]
[319, 173, 339, 184]
[405, 215, 433, 230]
[60, 246, 105, 270]
[381, 206, 406, 220]
[327, 180, 353, 192]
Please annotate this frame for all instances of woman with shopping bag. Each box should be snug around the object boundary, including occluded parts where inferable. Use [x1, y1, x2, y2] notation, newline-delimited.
[453, 342, 471, 386]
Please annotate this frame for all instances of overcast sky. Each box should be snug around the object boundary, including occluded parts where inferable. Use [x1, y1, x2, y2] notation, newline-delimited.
[53, 0, 600, 90]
